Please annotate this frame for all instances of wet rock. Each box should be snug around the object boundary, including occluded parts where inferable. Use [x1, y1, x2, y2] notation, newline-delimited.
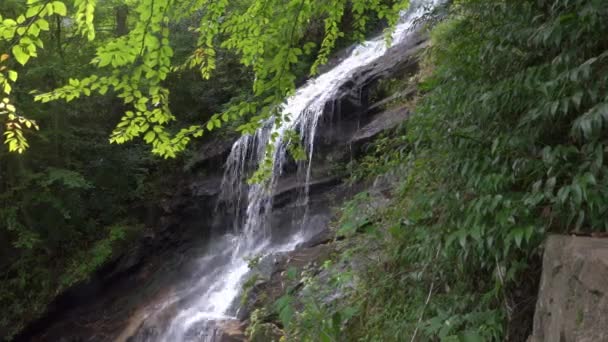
[267, 245, 331, 302]
[238, 243, 334, 321]
[248, 322, 283, 342]
[296, 225, 333, 249]
[347, 31, 428, 92]
[184, 135, 237, 172]
[189, 175, 223, 197]
[350, 105, 410, 144]
[529, 235, 608, 342]
[273, 175, 341, 210]
[367, 86, 416, 114]
[126, 325, 162, 342]
[216, 320, 247, 342]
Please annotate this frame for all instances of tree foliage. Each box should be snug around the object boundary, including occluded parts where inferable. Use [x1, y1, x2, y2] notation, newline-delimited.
[1, 0, 410, 157]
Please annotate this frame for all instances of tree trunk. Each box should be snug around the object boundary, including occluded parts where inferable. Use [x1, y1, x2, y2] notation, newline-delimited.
[116, 5, 129, 37]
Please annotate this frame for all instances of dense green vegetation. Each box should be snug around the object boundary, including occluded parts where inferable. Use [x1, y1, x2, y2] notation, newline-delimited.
[2, 0, 607, 340]
[0, 1, 258, 337]
[1, 0, 409, 157]
[0, 0, 405, 339]
[253, 0, 608, 341]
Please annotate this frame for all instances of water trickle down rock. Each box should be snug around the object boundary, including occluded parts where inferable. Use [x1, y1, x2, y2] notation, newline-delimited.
[156, 1, 444, 340]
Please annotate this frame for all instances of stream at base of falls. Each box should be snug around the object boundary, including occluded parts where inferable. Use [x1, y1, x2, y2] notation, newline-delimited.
[127, 1, 441, 341]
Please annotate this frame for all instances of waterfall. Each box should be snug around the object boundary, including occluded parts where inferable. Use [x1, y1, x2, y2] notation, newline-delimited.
[221, 0, 439, 243]
[133, 2, 440, 341]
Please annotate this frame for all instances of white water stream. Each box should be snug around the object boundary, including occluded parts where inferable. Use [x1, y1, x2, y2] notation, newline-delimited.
[136, 2, 440, 341]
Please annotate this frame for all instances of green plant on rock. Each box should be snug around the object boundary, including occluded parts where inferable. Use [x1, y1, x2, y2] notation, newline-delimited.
[296, 0, 608, 340]
[247, 307, 285, 342]
[269, 238, 364, 341]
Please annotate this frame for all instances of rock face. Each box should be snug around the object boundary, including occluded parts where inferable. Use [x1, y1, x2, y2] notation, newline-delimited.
[529, 235, 608, 342]
[350, 104, 410, 144]
[212, 320, 248, 342]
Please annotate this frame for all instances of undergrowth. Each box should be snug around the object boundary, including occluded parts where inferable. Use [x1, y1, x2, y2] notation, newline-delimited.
[265, 0, 608, 341]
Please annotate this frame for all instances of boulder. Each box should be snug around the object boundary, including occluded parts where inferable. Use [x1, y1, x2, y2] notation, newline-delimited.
[248, 322, 283, 342]
[529, 235, 608, 342]
[350, 105, 410, 144]
[216, 320, 248, 342]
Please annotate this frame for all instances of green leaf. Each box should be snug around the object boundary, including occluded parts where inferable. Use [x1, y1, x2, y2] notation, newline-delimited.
[275, 295, 294, 328]
[143, 131, 156, 143]
[8, 70, 18, 82]
[571, 183, 582, 206]
[36, 18, 50, 31]
[286, 266, 298, 280]
[572, 91, 583, 109]
[26, 5, 42, 18]
[52, 1, 67, 16]
[11, 46, 30, 65]
[461, 331, 484, 342]
[544, 176, 556, 195]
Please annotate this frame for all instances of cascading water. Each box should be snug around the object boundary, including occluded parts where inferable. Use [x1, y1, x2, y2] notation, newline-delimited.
[133, 2, 440, 341]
